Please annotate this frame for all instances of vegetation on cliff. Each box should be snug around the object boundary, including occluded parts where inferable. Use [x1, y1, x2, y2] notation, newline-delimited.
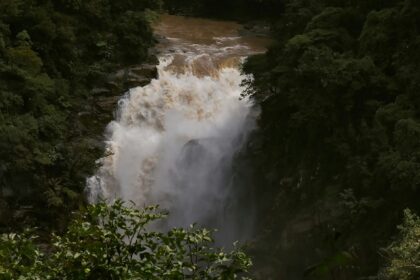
[163, 0, 282, 20]
[1, 0, 420, 279]
[379, 209, 420, 280]
[0, 201, 251, 279]
[241, 0, 420, 278]
[0, 0, 160, 231]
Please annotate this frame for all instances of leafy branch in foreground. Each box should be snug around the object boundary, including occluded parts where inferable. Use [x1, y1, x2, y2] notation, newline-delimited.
[0, 200, 251, 279]
[378, 209, 420, 280]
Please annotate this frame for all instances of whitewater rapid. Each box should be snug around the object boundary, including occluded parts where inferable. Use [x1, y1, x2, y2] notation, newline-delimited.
[87, 15, 268, 243]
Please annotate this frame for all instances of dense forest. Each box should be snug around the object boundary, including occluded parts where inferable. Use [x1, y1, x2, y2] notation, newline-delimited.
[1, 0, 420, 279]
[241, 0, 420, 278]
[164, 0, 282, 20]
[0, 0, 160, 232]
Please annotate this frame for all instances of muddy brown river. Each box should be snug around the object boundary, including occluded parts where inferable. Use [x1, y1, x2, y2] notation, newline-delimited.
[88, 14, 270, 244]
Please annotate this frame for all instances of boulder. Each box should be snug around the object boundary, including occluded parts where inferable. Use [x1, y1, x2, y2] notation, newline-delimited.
[129, 64, 158, 79]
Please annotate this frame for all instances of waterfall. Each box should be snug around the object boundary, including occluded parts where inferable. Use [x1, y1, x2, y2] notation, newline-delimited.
[87, 15, 268, 244]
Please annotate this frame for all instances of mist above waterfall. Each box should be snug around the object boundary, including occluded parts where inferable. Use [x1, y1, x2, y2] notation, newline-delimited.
[87, 15, 269, 244]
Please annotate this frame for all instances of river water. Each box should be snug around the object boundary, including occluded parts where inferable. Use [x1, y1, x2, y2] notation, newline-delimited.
[87, 14, 269, 244]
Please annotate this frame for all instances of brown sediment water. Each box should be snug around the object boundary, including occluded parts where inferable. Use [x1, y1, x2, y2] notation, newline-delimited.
[154, 14, 271, 76]
[88, 14, 270, 244]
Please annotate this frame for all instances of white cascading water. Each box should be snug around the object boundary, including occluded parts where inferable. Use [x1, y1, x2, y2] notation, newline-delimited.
[87, 15, 268, 244]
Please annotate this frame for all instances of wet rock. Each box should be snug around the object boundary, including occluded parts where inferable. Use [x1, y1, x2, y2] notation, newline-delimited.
[239, 21, 271, 37]
[91, 87, 110, 96]
[95, 96, 120, 113]
[155, 34, 170, 44]
[130, 64, 158, 79]
[124, 78, 151, 89]
[105, 80, 120, 92]
[148, 47, 158, 57]
[84, 61, 157, 146]
[99, 64, 158, 96]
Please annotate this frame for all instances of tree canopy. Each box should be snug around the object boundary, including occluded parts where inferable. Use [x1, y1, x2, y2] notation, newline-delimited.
[0, 201, 251, 279]
[242, 0, 420, 278]
[0, 0, 160, 231]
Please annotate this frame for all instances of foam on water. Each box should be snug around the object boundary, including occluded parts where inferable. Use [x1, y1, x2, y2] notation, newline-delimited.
[87, 14, 269, 244]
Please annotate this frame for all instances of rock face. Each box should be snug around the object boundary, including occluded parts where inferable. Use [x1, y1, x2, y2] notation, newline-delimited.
[75, 61, 158, 150]
[92, 63, 158, 123]
[239, 22, 271, 37]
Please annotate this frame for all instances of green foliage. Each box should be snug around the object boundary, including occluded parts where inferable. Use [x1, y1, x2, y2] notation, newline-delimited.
[163, 0, 283, 20]
[7, 46, 43, 74]
[0, 229, 41, 279]
[379, 209, 420, 280]
[242, 0, 420, 278]
[0, 0, 160, 231]
[0, 201, 252, 279]
[304, 250, 354, 279]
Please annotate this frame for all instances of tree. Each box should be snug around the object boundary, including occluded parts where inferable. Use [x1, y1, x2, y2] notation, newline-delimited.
[378, 209, 420, 280]
[0, 0, 161, 231]
[242, 0, 420, 278]
[0, 201, 252, 279]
